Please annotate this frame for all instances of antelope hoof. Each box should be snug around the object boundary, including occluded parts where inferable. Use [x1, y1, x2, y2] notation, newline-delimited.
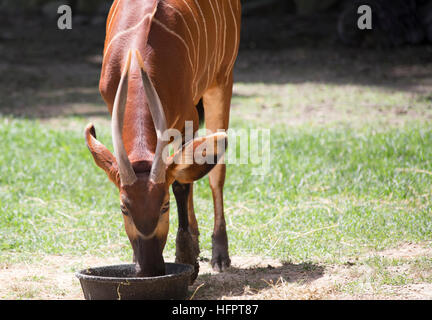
[211, 234, 231, 272]
[175, 228, 200, 284]
[211, 254, 231, 272]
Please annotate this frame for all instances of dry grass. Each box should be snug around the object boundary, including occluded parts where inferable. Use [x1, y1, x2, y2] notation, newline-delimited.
[0, 255, 124, 300]
[3, 244, 429, 300]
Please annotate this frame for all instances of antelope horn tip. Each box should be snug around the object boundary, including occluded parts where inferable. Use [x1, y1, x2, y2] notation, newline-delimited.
[135, 49, 146, 72]
[123, 49, 133, 76]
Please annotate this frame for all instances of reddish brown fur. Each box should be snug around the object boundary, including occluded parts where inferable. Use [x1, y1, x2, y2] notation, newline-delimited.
[86, 0, 241, 279]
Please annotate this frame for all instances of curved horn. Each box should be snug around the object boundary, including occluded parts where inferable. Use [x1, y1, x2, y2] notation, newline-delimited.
[112, 50, 137, 186]
[136, 50, 168, 184]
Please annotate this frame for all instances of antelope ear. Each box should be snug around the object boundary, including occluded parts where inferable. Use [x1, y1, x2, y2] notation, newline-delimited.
[166, 132, 228, 184]
[85, 123, 120, 187]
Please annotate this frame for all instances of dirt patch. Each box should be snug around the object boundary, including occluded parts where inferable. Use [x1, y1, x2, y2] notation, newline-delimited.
[383, 284, 432, 300]
[0, 255, 124, 299]
[191, 257, 338, 300]
[1, 243, 431, 300]
[373, 242, 432, 260]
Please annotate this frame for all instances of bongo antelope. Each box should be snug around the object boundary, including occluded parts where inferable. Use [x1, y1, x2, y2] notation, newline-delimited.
[85, 0, 241, 281]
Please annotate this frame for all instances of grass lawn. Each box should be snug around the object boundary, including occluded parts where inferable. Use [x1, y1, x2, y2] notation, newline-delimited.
[1, 82, 431, 266]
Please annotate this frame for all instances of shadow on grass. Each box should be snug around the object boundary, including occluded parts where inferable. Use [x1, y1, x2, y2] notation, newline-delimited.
[236, 13, 432, 92]
[0, 11, 430, 120]
[190, 261, 325, 300]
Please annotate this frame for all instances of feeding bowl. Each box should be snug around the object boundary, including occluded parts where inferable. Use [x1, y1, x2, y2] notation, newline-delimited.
[75, 263, 194, 300]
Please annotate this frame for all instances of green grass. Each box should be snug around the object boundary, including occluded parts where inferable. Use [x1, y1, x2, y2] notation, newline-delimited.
[1, 112, 431, 265]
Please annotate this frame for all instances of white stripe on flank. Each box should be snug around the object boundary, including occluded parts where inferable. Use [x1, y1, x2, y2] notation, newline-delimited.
[207, 0, 218, 87]
[165, 2, 198, 99]
[220, 1, 227, 67]
[152, 18, 195, 75]
[208, 0, 218, 51]
[198, 1, 211, 92]
[225, 0, 238, 81]
[180, 0, 201, 101]
[104, 12, 152, 56]
[194, 0, 208, 77]
[214, 0, 222, 69]
[164, 3, 197, 69]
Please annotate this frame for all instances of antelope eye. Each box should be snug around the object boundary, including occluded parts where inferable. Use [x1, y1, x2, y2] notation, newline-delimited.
[120, 204, 129, 216]
[160, 202, 170, 215]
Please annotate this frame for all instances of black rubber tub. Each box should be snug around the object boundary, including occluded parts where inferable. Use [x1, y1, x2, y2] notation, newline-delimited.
[75, 263, 194, 300]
